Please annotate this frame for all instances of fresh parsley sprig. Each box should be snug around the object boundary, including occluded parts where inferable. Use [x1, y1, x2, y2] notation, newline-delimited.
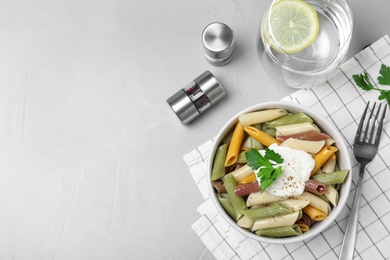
[353, 64, 390, 106]
[245, 148, 284, 192]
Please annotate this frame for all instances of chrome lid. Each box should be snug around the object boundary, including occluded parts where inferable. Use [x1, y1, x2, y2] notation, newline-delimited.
[202, 22, 235, 66]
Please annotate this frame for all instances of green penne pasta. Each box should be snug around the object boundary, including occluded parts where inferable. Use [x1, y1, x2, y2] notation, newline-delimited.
[264, 128, 276, 137]
[297, 209, 303, 220]
[224, 174, 247, 220]
[333, 183, 341, 191]
[237, 215, 254, 229]
[243, 203, 293, 220]
[255, 224, 302, 237]
[217, 193, 236, 220]
[211, 143, 228, 181]
[317, 194, 331, 204]
[242, 135, 264, 150]
[250, 136, 264, 150]
[311, 170, 349, 185]
[266, 112, 313, 128]
[237, 151, 247, 164]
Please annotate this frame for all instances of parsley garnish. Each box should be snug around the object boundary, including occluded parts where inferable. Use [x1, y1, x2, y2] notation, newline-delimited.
[245, 148, 284, 192]
[353, 64, 390, 106]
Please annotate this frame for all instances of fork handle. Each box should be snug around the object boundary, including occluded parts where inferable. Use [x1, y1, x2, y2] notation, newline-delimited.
[338, 164, 366, 260]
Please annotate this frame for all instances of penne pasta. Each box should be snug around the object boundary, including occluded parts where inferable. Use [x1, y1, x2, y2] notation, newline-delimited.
[243, 203, 293, 220]
[239, 108, 288, 126]
[303, 205, 327, 221]
[251, 211, 300, 231]
[211, 143, 229, 181]
[224, 174, 247, 221]
[325, 137, 336, 146]
[234, 182, 261, 197]
[324, 185, 339, 207]
[321, 154, 337, 173]
[237, 151, 248, 164]
[281, 138, 325, 154]
[276, 122, 320, 136]
[297, 223, 309, 232]
[296, 214, 314, 232]
[255, 224, 302, 237]
[246, 191, 287, 207]
[311, 145, 338, 176]
[237, 215, 254, 229]
[242, 136, 264, 150]
[267, 112, 313, 128]
[305, 179, 327, 195]
[237, 173, 256, 185]
[311, 170, 349, 185]
[217, 193, 236, 220]
[277, 130, 329, 142]
[212, 180, 226, 193]
[296, 191, 331, 214]
[225, 121, 245, 167]
[230, 164, 254, 183]
[276, 199, 310, 211]
[244, 126, 282, 147]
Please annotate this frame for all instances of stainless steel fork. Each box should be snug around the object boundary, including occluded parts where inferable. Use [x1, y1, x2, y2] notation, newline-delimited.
[339, 101, 387, 260]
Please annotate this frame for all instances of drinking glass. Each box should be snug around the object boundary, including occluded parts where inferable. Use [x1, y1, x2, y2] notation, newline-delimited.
[257, 0, 353, 88]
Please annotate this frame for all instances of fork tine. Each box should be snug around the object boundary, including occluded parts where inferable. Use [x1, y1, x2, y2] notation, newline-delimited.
[374, 103, 387, 145]
[368, 103, 381, 143]
[355, 101, 370, 143]
[363, 102, 376, 142]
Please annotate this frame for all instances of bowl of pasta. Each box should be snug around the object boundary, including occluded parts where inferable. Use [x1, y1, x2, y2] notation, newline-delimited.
[208, 101, 352, 244]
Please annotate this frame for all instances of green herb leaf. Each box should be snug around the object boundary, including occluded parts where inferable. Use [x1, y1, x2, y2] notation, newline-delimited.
[264, 148, 284, 164]
[246, 149, 271, 170]
[353, 72, 374, 91]
[353, 64, 390, 106]
[245, 148, 284, 192]
[379, 90, 390, 104]
[378, 64, 390, 85]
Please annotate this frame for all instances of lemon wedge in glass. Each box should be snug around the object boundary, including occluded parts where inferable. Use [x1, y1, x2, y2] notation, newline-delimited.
[263, 0, 319, 54]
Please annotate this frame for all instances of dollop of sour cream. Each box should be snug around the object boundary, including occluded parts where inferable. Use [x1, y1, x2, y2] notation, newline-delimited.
[255, 143, 315, 197]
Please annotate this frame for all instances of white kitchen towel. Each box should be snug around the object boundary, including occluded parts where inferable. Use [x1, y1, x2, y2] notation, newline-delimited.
[184, 35, 390, 260]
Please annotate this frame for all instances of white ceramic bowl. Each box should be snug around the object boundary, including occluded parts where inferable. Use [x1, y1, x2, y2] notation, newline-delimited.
[208, 101, 352, 244]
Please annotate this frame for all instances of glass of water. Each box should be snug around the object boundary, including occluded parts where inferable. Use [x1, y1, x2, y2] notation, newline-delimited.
[257, 0, 353, 88]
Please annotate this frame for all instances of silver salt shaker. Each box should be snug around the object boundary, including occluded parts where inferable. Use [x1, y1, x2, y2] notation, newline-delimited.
[202, 22, 235, 66]
[167, 71, 225, 124]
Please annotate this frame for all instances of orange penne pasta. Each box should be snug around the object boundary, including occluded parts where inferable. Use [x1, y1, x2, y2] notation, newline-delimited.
[238, 173, 256, 185]
[225, 121, 245, 167]
[297, 223, 310, 232]
[243, 126, 282, 147]
[311, 145, 338, 176]
[303, 205, 327, 221]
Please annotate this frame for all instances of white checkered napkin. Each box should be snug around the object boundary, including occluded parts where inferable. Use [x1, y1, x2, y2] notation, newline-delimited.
[183, 35, 390, 260]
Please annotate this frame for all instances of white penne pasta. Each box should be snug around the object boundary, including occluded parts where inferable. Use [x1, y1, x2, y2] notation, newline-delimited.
[321, 154, 337, 173]
[237, 215, 254, 229]
[241, 136, 252, 149]
[324, 185, 339, 207]
[281, 138, 325, 154]
[277, 199, 310, 211]
[231, 165, 254, 182]
[276, 122, 319, 136]
[325, 138, 335, 146]
[251, 211, 300, 231]
[296, 191, 331, 214]
[246, 191, 286, 206]
[239, 108, 288, 126]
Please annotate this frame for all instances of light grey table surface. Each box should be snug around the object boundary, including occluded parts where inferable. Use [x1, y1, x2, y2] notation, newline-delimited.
[0, 0, 389, 259]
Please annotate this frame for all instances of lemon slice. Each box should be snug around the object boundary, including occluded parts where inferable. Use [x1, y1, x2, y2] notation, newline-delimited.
[263, 0, 319, 54]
